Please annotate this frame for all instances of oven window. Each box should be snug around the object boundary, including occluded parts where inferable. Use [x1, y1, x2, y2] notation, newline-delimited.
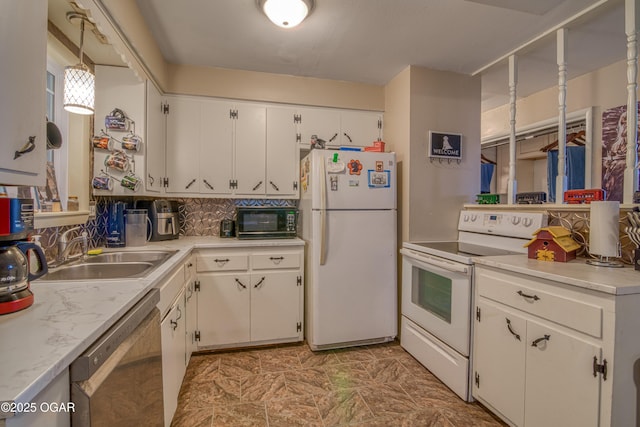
[242, 213, 277, 231]
[412, 267, 452, 323]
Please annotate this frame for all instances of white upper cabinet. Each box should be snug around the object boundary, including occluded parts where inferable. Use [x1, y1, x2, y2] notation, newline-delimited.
[341, 110, 383, 147]
[165, 96, 201, 194]
[200, 99, 233, 195]
[145, 82, 166, 193]
[297, 108, 341, 147]
[297, 107, 382, 148]
[234, 104, 266, 195]
[266, 107, 298, 197]
[0, 0, 47, 186]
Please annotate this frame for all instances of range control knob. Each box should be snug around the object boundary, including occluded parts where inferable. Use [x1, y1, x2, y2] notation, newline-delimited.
[523, 218, 533, 227]
[511, 216, 521, 225]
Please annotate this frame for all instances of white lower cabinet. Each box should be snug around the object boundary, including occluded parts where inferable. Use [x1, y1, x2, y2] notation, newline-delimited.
[160, 287, 186, 427]
[197, 273, 251, 346]
[474, 298, 600, 427]
[195, 247, 304, 349]
[472, 265, 640, 427]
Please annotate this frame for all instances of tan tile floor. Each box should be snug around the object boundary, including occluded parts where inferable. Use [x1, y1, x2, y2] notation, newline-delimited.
[171, 341, 505, 427]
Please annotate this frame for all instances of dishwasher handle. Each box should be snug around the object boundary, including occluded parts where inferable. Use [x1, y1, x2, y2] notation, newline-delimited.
[70, 289, 160, 382]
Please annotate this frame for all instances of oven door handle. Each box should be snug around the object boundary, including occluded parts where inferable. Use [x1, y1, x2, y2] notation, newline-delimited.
[400, 249, 470, 275]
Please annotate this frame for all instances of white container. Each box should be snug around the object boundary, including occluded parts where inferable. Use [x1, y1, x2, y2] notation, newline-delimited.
[125, 209, 149, 247]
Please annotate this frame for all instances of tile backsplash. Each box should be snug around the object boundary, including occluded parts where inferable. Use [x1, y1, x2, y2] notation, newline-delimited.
[35, 197, 297, 262]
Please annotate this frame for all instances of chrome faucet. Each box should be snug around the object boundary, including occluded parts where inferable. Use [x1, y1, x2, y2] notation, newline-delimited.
[56, 227, 89, 265]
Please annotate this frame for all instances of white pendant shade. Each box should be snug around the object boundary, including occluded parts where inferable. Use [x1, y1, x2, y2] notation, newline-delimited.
[262, 0, 311, 28]
[63, 64, 95, 115]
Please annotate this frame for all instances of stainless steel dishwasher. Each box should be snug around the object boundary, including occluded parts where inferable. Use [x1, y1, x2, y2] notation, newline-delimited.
[70, 289, 164, 426]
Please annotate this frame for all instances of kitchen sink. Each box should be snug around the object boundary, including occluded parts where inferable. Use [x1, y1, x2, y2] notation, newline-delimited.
[42, 250, 177, 281]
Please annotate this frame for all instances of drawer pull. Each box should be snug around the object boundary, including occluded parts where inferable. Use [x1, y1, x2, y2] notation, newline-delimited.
[531, 334, 550, 348]
[254, 276, 266, 288]
[214, 258, 230, 265]
[269, 256, 284, 264]
[505, 318, 521, 341]
[235, 278, 247, 289]
[517, 290, 540, 301]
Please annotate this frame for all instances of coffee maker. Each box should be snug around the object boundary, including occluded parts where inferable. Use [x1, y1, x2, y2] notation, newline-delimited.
[144, 200, 179, 241]
[0, 199, 47, 315]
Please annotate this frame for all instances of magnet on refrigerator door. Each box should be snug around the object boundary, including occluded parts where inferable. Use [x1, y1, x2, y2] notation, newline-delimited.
[348, 159, 363, 175]
[330, 176, 338, 191]
[368, 170, 390, 188]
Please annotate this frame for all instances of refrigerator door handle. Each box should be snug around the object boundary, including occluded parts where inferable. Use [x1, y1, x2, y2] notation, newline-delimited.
[320, 156, 327, 265]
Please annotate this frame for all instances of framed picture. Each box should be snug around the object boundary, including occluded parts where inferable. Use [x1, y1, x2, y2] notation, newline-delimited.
[428, 131, 462, 160]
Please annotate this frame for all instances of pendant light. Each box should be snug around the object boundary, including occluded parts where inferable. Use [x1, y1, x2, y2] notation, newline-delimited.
[259, 0, 314, 28]
[63, 12, 95, 115]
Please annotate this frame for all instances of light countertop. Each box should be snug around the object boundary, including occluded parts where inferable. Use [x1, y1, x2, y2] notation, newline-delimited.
[474, 254, 640, 296]
[0, 236, 304, 414]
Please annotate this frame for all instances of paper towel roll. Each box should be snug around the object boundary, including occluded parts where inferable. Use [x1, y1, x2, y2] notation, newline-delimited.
[589, 201, 620, 257]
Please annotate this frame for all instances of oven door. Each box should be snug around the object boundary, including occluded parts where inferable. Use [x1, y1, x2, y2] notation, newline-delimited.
[400, 248, 472, 356]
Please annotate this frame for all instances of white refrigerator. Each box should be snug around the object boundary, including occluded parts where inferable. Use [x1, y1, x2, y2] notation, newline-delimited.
[299, 150, 397, 350]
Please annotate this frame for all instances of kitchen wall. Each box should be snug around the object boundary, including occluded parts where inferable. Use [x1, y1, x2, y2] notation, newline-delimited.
[482, 58, 631, 190]
[384, 66, 481, 243]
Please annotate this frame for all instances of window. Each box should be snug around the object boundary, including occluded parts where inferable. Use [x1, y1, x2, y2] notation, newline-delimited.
[43, 58, 69, 209]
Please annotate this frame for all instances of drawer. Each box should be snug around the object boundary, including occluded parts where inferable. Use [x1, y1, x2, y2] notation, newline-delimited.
[252, 252, 300, 270]
[476, 269, 603, 338]
[156, 264, 185, 319]
[197, 254, 249, 272]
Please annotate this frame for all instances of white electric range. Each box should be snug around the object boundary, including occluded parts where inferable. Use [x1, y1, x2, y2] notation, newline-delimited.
[400, 210, 547, 401]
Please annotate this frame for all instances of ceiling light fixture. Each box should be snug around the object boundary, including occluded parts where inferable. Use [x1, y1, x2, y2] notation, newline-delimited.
[258, 0, 315, 29]
[63, 12, 95, 115]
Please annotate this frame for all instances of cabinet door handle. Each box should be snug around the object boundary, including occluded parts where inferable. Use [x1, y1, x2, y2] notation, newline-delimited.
[329, 133, 338, 142]
[253, 276, 266, 288]
[269, 181, 279, 191]
[235, 278, 247, 289]
[14, 136, 36, 159]
[185, 178, 196, 189]
[175, 305, 182, 322]
[252, 181, 263, 191]
[148, 174, 155, 185]
[343, 132, 352, 143]
[531, 334, 550, 347]
[517, 290, 540, 301]
[170, 319, 178, 330]
[203, 179, 214, 190]
[505, 318, 521, 341]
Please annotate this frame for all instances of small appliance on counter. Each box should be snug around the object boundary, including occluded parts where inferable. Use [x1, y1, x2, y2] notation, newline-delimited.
[106, 202, 126, 247]
[0, 237, 48, 315]
[236, 207, 298, 239]
[219, 219, 235, 238]
[137, 200, 179, 241]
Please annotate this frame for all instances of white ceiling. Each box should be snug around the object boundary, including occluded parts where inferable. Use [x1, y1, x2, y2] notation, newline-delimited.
[49, 0, 629, 112]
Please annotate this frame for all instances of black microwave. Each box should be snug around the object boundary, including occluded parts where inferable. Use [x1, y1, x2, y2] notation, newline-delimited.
[236, 207, 298, 239]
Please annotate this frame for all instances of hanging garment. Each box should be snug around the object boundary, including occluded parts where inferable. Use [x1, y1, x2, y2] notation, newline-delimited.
[547, 145, 586, 202]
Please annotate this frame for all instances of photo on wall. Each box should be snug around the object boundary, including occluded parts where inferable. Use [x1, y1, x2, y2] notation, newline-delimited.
[601, 103, 640, 202]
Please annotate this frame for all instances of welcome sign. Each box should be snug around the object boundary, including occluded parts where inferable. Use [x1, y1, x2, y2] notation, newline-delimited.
[428, 131, 462, 160]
